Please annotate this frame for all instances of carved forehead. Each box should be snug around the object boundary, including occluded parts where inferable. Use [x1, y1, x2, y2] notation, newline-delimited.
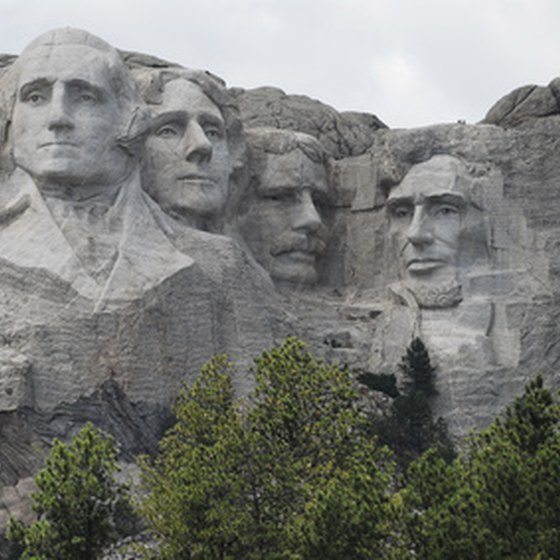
[260, 151, 328, 191]
[155, 78, 223, 119]
[246, 127, 327, 164]
[15, 28, 127, 96]
[389, 155, 472, 202]
[22, 27, 113, 53]
[17, 46, 114, 91]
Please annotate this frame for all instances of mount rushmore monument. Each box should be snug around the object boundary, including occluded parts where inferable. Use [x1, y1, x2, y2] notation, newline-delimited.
[0, 27, 559, 503]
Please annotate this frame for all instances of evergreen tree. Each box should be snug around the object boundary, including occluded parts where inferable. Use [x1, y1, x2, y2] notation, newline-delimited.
[139, 338, 396, 559]
[376, 337, 453, 467]
[398, 375, 560, 559]
[7, 423, 129, 560]
[399, 337, 437, 397]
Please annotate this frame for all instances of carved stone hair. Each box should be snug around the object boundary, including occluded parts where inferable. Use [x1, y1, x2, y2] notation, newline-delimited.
[234, 127, 329, 218]
[244, 126, 327, 167]
[0, 27, 151, 158]
[133, 67, 246, 175]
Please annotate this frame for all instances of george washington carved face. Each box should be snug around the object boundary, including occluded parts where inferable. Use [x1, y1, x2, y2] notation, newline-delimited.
[11, 29, 137, 190]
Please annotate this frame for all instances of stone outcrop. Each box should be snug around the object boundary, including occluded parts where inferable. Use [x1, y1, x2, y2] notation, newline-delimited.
[231, 86, 386, 159]
[482, 78, 560, 127]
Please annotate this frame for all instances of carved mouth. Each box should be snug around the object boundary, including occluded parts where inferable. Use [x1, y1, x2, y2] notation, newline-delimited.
[406, 258, 446, 273]
[276, 250, 316, 264]
[39, 141, 78, 148]
[271, 237, 325, 258]
[177, 174, 215, 184]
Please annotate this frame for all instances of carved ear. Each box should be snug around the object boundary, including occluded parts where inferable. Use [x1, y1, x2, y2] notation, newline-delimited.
[116, 105, 152, 157]
[0, 112, 9, 146]
[0, 111, 15, 174]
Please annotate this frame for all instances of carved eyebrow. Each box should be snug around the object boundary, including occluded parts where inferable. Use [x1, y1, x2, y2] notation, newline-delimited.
[198, 112, 225, 131]
[152, 111, 187, 128]
[65, 79, 106, 100]
[386, 193, 466, 209]
[19, 78, 53, 99]
[423, 193, 466, 207]
[386, 196, 414, 210]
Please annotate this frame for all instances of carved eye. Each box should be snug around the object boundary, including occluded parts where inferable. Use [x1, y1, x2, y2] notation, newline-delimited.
[80, 92, 96, 103]
[204, 127, 222, 140]
[434, 205, 459, 217]
[26, 92, 45, 105]
[264, 189, 295, 202]
[391, 206, 411, 219]
[265, 194, 285, 202]
[312, 195, 327, 211]
[156, 125, 179, 138]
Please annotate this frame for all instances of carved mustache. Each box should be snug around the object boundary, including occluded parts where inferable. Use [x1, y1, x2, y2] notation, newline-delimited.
[270, 233, 326, 257]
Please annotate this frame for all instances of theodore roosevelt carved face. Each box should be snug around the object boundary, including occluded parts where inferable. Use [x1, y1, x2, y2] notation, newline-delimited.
[238, 128, 330, 286]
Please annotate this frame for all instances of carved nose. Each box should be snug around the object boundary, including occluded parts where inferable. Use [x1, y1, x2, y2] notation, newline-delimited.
[184, 121, 212, 164]
[47, 89, 74, 131]
[293, 190, 321, 232]
[406, 207, 433, 246]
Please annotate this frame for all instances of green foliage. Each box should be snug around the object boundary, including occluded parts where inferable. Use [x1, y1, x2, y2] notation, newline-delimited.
[139, 338, 396, 559]
[375, 337, 454, 467]
[399, 337, 437, 397]
[6, 422, 129, 560]
[356, 371, 400, 398]
[398, 375, 560, 559]
[138, 355, 248, 559]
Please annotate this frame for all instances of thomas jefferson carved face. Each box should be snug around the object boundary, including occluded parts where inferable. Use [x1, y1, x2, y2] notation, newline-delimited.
[11, 39, 131, 189]
[239, 149, 329, 285]
[387, 156, 474, 288]
[143, 79, 232, 225]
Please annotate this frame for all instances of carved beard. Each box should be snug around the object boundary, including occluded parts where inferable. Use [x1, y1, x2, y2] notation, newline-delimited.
[391, 279, 463, 309]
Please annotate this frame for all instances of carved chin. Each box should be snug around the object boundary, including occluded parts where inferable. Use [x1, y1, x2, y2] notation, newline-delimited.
[406, 279, 463, 309]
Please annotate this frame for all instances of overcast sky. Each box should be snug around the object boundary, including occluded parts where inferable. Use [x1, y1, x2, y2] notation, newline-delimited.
[2, 0, 560, 128]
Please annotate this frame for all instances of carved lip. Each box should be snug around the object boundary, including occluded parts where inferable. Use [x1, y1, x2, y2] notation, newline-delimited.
[38, 141, 78, 148]
[406, 258, 446, 272]
[177, 174, 215, 184]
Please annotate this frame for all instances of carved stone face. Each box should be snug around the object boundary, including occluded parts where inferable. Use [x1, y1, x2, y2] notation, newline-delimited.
[143, 79, 231, 224]
[387, 156, 471, 287]
[240, 150, 329, 285]
[12, 43, 130, 188]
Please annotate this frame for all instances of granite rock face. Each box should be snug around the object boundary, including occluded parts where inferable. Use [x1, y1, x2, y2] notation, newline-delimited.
[0, 27, 560, 530]
[330, 118, 560, 437]
[231, 86, 387, 159]
[0, 28, 284, 488]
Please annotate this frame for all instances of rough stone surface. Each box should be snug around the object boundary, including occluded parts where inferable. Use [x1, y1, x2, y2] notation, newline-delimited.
[1, 27, 560, 545]
[231, 86, 387, 159]
[482, 81, 560, 127]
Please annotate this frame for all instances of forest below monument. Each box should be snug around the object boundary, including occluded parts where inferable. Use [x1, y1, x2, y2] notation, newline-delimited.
[5, 337, 560, 560]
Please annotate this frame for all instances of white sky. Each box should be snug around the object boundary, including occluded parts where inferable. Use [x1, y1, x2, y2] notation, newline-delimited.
[2, 0, 560, 128]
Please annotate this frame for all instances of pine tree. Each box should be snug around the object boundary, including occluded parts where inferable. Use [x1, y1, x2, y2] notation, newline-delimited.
[139, 338, 396, 559]
[7, 423, 129, 560]
[398, 375, 560, 559]
[376, 337, 453, 467]
[399, 337, 437, 397]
